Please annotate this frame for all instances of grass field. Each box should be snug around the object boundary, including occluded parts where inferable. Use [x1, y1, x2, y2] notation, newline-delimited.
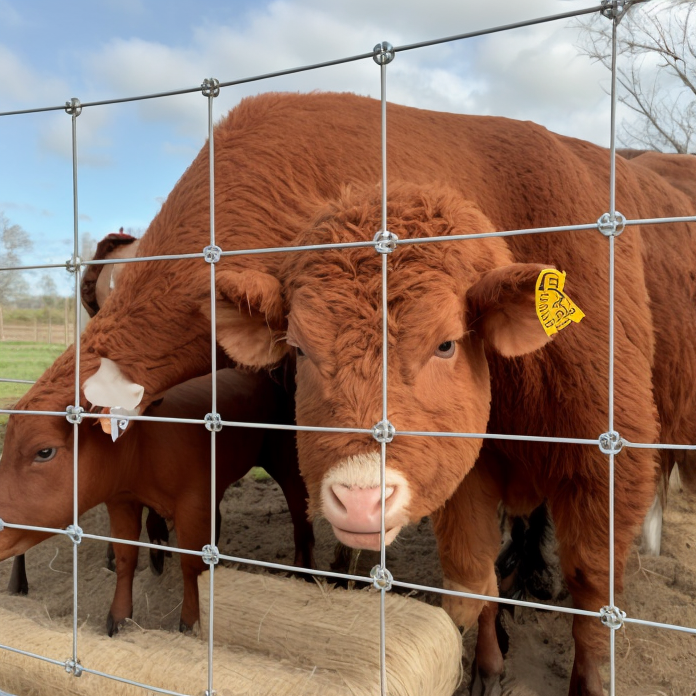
[0, 341, 67, 410]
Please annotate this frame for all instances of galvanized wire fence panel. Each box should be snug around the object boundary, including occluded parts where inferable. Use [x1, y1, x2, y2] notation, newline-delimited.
[1, 1, 695, 695]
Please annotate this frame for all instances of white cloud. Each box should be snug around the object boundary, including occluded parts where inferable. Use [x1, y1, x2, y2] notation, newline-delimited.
[75, 0, 613, 148]
[0, 44, 68, 107]
[37, 106, 115, 166]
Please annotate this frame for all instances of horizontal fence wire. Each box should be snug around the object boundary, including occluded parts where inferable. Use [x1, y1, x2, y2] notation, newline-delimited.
[0, 214, 690, 280]
[1, 1, 695, 694]
[0, 3, 621, 118]
[2, 214, 696, 275]
[5, 405, 696, 449]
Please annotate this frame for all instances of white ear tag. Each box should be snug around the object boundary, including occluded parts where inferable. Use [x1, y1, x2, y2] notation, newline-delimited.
[108, 407, 135, 443]
[83, 357, 144, 410]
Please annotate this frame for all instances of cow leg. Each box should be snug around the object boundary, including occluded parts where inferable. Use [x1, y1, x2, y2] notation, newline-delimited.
[145, 507, 170, 576]
[640, 494, 662, 557]
[105, 542, 115, 571]
[432, 465, 504, 694]
[106, 499, 143, 637]
[175, 516, 208, 633]
[551, 449, 656, 696]
[261, 430, 316, 570]
[8, 555, 29, 595]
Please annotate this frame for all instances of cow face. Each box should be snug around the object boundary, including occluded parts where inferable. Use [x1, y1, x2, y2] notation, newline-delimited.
[215, 184, 553, 550]
[0, 395, 116, 560]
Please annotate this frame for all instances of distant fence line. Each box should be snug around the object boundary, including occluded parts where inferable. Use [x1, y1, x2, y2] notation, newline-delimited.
[0, 304, 75, 345]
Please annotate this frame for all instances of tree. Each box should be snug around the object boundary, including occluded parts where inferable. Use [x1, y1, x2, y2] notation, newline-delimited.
[577, 0, 695, 154]
[80, 232, 97, 263]
[0, 212, 32, 304]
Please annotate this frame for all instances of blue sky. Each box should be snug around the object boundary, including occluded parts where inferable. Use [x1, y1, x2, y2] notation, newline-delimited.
[1, 0, 629, 294]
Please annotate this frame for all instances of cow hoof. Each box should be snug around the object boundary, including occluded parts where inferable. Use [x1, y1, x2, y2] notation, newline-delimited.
[470, 659, 503, 696]
[179, 620, 192, 634]
[149, 546, 166, 576]
[106, 612, 125, 637]
[7, 567, 29, 596]
[8, 579, 29, 596]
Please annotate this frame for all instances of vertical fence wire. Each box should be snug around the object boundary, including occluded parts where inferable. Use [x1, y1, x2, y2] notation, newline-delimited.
[68, 99, 82, 671]
[378, 50, 391, 696]
[606, 5, 621, 694]
[205, 79, 219, 696]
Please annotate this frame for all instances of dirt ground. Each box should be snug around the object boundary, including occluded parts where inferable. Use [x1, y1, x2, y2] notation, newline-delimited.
[0, 471, 694, 695]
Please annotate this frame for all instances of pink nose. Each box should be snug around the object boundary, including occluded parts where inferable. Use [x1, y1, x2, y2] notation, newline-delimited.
[325, 484, 395, 533]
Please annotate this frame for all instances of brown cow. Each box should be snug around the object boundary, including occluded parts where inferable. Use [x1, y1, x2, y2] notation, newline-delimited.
[0, 367, 314, 634]
[1, 93, 695, 694]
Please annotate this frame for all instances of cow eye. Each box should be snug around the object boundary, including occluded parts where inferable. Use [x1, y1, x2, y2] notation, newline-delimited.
[295, 346, 305, 358]
[434, 341, 456, 359]
[34, 447, 57, 463]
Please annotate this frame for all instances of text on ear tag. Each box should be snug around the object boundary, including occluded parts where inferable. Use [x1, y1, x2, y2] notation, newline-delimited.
[535, 269, 585, 337]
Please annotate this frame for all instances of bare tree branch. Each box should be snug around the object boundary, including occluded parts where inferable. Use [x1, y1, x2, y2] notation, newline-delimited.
[0, 212, 33, 304]
[575, 0, 695, 153]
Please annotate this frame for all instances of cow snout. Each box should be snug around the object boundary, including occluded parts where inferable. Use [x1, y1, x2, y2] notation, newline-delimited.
[319, 454, 411, 551]
[327, 484, 394, 532]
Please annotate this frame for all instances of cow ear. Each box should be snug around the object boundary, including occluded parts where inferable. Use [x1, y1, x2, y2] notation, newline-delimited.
[211, 269, 289, 369]
[466, 263, 554, 358]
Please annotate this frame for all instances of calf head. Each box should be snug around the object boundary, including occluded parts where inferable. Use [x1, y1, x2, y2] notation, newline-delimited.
[0, 234, 144, 560]
[214, 183, 553, 550]
[0, 375, 125, 559]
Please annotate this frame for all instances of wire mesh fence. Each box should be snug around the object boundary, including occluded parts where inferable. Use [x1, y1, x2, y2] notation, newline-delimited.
[1, 1, 695, 695]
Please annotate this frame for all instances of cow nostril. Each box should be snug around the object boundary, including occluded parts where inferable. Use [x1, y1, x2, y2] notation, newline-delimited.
[329, 484, 349, 514]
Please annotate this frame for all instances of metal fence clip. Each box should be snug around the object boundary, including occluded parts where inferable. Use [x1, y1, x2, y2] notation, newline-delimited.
[599, 430, 624, 455]
[373, 230, 398, 255]
[372, 420, 396, 443]
[370, 565, 394, 591]
[201, 78, 220, 98]
[64, 658, 83, 676]
[64, 98, 82, 116]
[202, 544, 220, 566]
[597, 211, 626, 237]
[373, 42, 395, 65]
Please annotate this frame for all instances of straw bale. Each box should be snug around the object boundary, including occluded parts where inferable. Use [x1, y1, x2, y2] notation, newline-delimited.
[0, 606, 354, 696]
[199, 568, 463, 696]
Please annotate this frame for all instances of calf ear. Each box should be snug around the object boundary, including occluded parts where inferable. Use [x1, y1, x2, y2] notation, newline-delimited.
[212, 269, 289, 369]
[466, 263, 554, 358]
[81, 233, 138, 317]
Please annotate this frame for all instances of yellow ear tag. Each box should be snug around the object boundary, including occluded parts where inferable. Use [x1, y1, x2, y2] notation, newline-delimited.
[535, 269, 585, 337]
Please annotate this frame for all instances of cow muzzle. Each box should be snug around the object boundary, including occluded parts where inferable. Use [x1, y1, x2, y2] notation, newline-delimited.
[320, 453, 411, 551]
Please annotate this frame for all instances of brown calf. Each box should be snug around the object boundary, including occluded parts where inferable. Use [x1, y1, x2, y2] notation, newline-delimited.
[2, 93, 695, 694]
[0, 368, 314, 634]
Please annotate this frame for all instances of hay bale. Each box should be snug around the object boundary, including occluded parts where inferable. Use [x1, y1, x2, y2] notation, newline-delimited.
[0, 606, 355, 696]
[199, 567, 463, 696]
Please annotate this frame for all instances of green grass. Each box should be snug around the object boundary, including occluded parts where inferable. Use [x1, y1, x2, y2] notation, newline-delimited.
[250, 467, 271, 482]
[0, 341, 67, 409]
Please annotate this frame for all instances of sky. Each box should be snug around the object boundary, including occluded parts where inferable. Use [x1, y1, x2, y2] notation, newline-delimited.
[0, 0, 642, 295]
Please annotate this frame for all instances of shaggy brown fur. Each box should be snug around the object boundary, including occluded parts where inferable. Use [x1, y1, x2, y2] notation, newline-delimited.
[3, 93, 696, 695]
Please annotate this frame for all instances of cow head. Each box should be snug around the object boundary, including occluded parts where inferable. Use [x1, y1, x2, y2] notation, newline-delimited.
[214, 183, 553, 550]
